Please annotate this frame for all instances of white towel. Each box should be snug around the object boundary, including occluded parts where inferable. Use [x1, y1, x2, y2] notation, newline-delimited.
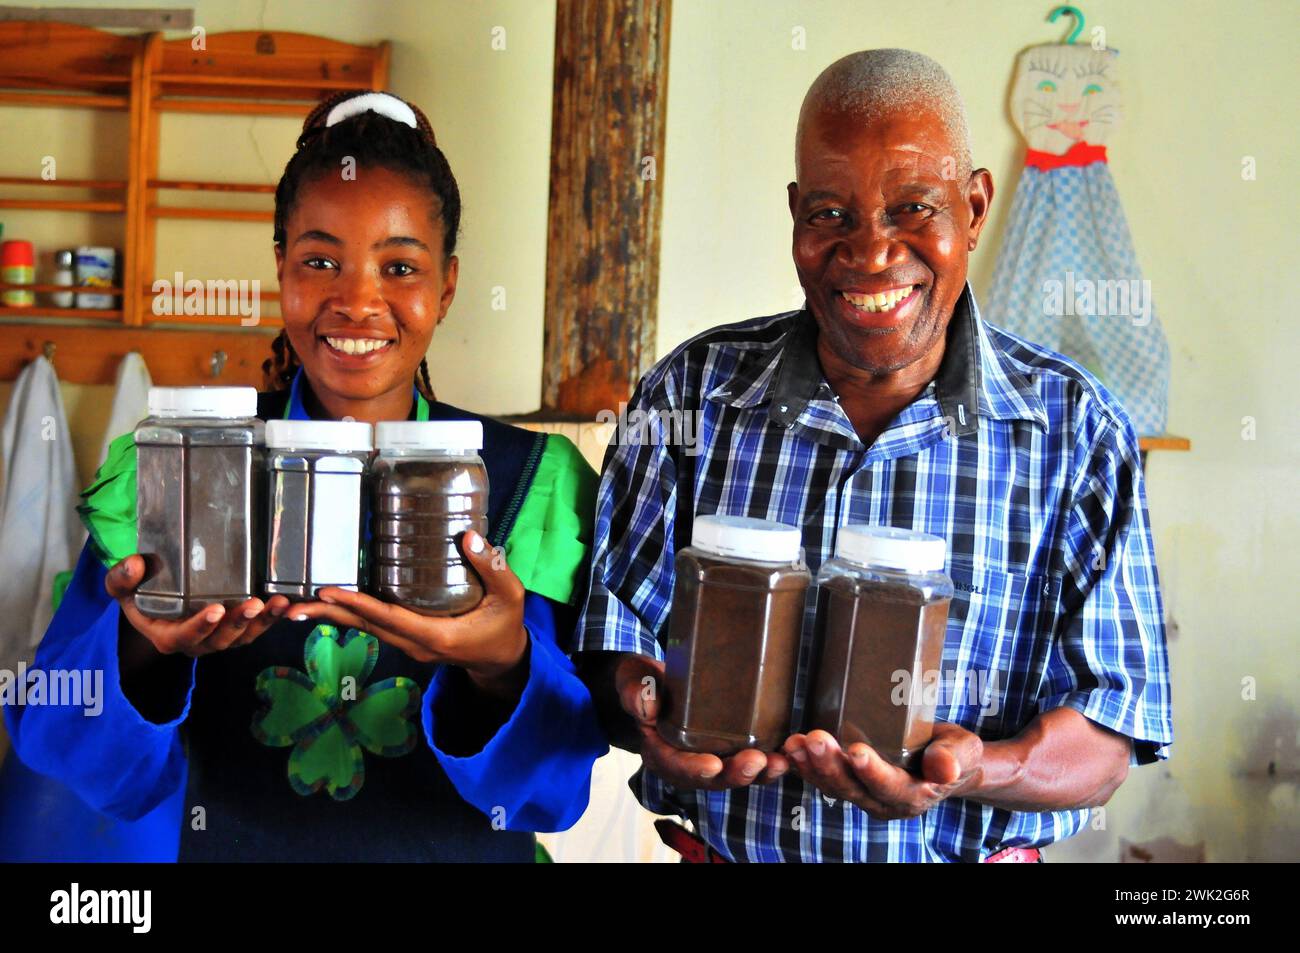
[0, 356, 82, 671]
[98, 352, 153, 466]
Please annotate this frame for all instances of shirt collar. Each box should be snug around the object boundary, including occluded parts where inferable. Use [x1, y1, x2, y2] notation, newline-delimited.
[285, 368, 429, 421]
[707, 283, 1048, 435]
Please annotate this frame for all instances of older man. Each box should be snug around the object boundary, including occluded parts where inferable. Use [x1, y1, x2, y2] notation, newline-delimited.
[577, 49, 1172, 862]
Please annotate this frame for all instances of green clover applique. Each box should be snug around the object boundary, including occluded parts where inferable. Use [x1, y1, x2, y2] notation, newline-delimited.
[251, 624, 421, 801]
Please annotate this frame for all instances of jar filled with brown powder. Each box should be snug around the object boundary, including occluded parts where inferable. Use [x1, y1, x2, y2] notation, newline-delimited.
[658, 514, 811, 755]
[369, 420, 488, 616]
[807, 525, 953, 770]
[134, 387, 263, 619]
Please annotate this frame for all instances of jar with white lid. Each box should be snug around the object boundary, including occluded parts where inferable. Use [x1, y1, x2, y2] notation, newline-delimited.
[368, 420, 489, 616]
[807, 525, 954, 769]
[658, 514, 811, 754]
[263, 418, 372, 600]
[134, 386, 263, 619]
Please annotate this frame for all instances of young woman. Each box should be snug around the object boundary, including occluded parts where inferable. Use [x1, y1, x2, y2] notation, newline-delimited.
[3, 91, 607, 861]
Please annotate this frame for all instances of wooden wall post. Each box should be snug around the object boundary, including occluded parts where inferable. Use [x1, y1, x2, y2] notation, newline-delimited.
[541, 0, 671, 418]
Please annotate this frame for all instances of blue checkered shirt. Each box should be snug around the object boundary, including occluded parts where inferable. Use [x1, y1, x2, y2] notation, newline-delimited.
[576, 285, 1173, 862]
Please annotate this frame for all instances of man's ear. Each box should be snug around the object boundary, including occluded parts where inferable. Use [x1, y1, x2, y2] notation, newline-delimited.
[274, 243, 285, 286]
[787, 181, 800, 220]
[965, 169, 995, 249]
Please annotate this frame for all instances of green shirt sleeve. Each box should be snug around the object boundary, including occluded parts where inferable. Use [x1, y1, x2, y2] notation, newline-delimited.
[77, 431, 138, 570]
[502, 434, 598, 606]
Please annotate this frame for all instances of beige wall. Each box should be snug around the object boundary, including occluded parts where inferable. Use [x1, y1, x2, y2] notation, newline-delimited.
[3, 0, 1297, 861]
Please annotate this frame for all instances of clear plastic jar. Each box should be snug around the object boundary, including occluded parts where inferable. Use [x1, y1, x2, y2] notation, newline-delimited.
[807, 525, 954, 769]
[134, 386, 263, 619]
[368, 420, 489, 616]
[263, 419, 372, 600]
[658, 514, 811, 754]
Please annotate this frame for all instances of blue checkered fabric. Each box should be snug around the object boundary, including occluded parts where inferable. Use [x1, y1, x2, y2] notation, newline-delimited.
[576, 286, 1173, 862]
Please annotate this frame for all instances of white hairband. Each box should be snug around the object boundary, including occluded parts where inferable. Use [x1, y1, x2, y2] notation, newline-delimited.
[325, 92, 418, 130]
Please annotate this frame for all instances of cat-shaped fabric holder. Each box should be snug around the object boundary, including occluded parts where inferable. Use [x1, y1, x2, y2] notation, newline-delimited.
[984, 41, 1171, 436]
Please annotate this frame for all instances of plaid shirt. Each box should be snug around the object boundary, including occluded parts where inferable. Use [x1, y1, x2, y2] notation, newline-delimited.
[576, 284, 1173, 863]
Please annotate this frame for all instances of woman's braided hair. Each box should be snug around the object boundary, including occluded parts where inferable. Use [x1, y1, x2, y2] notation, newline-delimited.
[263, 89, 460, 402]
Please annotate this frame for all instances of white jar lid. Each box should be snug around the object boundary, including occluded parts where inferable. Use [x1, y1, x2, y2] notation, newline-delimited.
[691, 514, 802, 563]
[265, 418, 373, 452]
[835, 524, 947, 573]
[374, 420, 483, 451]
[147, 386, 257, 419]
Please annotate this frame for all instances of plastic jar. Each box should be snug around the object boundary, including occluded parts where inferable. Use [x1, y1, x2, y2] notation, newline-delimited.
[263, 419, 372, 600]
[658, 514, 811, 755]
[134, 386, 263, 619]
[807, 525, 954, 769]
[368, 420, 489, 616]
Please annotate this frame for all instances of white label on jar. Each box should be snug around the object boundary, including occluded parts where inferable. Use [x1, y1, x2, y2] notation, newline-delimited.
[309, 466, 362, 588]
[191, 540, 207, 572]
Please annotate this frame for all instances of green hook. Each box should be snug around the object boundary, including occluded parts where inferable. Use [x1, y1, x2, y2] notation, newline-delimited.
[1048, 5, 1085, 44]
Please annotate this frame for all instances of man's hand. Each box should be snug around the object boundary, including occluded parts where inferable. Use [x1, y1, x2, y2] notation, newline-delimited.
[615, 654, 791, 790]
[783, 724, 983, 820]
[290, 530, 529, 699]
[107, 554, 289, 658]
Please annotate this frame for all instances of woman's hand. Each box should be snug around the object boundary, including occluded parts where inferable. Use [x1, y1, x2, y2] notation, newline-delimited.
[106, 553, 290, 658]
[290, 530, 529, 697]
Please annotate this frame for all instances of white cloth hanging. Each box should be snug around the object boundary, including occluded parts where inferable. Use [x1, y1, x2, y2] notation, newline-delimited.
[98, 351, 152, 466]
[0, 356, 82, 671]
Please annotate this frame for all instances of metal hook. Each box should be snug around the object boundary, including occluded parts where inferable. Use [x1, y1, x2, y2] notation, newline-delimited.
[210, 349, 227, 378]
[1048, 5, 1085, 45]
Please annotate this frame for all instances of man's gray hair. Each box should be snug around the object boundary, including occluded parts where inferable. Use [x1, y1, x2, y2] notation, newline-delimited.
[797, 49, 973, 179]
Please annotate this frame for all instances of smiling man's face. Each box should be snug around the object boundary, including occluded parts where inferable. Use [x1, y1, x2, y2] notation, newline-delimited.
[789, 104, 993, 376]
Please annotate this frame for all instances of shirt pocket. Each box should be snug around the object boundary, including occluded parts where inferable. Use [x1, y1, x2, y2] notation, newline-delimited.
[938, 559, 1063, 739]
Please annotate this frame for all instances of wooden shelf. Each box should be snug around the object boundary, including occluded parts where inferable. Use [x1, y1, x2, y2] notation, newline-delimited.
[0, 90, 128, 109]
[150, 179, 276, 194]
[1139, 434, 1191, 452]
[0, 307, 122, 320]
[0, 198, 125, 212]
[137, 282, 279, 301]
[0, 176, 126, 190]
[153, 97, 314, 117]
[0, 21, 387, 378]
[0, 283, 124, 295]
[0, 21, 137, 92]
[141, 313, 282, 329]
[147, 205, 273, 223]
[156, 30, 389, 103]
[0, 322, 277, 387]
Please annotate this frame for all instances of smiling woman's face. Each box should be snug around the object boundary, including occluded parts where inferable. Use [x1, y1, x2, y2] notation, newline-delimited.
[275, 166, 458, 412]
